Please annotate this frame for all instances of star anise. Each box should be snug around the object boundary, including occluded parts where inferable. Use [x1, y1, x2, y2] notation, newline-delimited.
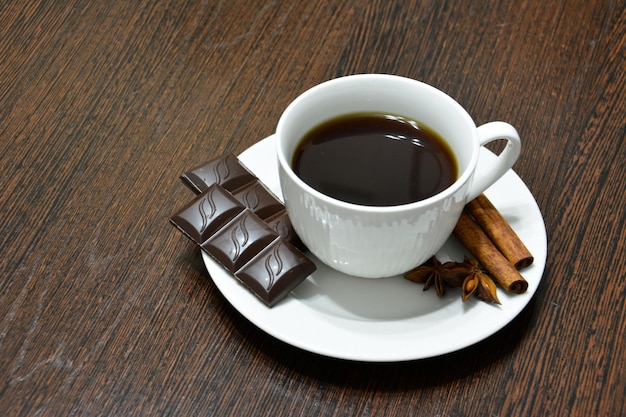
[459, 257, 501, 304]
[405, 256, 501, 304]
[404, 256, 465, 297]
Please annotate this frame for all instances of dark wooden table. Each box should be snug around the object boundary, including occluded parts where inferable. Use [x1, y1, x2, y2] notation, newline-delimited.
[2, 1, 624, 416]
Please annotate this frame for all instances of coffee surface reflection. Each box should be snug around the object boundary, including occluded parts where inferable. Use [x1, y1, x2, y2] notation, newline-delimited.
[292, 113, 458, 206]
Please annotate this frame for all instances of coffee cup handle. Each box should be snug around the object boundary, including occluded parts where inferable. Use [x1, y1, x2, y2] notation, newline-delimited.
[467, 122, 522, 201]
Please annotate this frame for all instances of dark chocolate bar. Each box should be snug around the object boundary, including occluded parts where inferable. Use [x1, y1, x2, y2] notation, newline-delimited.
[180, 153, 303, 249]
[170, 183, 315, 307]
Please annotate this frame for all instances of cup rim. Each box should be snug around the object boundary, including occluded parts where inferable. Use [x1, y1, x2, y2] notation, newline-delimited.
[276, 74, 479, 213]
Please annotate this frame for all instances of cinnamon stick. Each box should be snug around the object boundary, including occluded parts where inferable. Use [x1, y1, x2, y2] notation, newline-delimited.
[453, 211, 528, 294]
[466, 193, 534, 269]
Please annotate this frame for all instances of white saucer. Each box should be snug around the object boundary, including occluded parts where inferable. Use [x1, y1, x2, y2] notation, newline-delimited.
[202, 135, 547, 362]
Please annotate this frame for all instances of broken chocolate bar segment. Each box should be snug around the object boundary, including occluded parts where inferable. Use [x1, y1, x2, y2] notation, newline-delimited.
[180, 153, 302, 247]
[231, 181, 284, 220]
[236, 239, 316, 307]
[202, 210, 278, 271]
[169, 186, 244, 244]
[170, 183, 316, 307]
[264, 210, 304, 250]
[180, 153, 257, 194]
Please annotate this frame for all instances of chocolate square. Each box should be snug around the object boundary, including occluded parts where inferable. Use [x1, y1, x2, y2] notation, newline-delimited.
[264, 210, 304, 249]
[170, 185, 244, 244]
[202, 211, 278, 271]
[231, 182, 284, 220]
[236, 239, 316, 307]
[180, 153, 256, 194]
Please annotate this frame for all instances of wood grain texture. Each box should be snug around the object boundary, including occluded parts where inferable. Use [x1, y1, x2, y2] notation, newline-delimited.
[1, 1, 624, 416]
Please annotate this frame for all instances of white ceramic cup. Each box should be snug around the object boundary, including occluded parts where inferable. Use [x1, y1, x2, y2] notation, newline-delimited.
[276, 74, 521, 278]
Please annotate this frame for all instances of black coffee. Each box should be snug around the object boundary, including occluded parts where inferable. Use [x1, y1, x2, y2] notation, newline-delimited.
[292, 113, 457, 206]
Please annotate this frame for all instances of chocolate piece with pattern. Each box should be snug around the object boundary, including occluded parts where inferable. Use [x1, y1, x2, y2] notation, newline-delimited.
[170, 183, 315, 307]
